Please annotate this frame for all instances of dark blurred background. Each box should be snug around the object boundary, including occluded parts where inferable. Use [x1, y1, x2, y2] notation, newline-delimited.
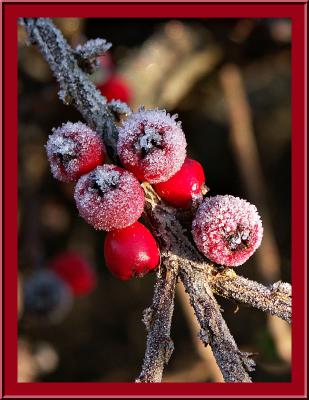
[18, 18, 291, 382]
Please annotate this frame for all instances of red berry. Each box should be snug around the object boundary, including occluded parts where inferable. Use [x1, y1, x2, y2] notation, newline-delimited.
[98, 75, 132, 103]
[153, 157, 206, 209]
[117, 108, 187, 183]
[104, 222, 160, 280]
[49, 252, 96, 296]
[74, 165, 144, 231]
[192, 195, 263, 267]
[46, 122, 106, 182]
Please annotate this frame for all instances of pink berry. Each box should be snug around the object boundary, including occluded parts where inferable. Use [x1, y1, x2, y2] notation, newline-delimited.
[153, 157, 206, 209]
[74, 165, 144, 231]
[192, 195, 263, 267]
[49, 252, 96, 296]
[104, 222, 160, 280]
[117, 108, 187, 183]
[46, 122, 106, 182]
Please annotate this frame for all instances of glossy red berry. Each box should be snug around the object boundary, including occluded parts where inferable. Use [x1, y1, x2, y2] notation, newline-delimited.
[192, 195, 263, 267]
[49, 252, 96, 296]
[46, 122, 106, 182]
[98, 74, 132, 103]
[104, 222, 160, 280]
[117, 108, 187, 184]
[74, 165, 144, 231]
[153, 157, 206, 209]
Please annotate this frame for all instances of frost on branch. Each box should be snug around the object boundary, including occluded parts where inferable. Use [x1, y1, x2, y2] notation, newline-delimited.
[136, 264, 177, 383]
[107, 99, 132, 121]
[209, 271, 292, 324]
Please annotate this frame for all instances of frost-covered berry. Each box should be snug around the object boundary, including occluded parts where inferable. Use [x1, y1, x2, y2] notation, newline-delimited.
[117, 108, 187, 183]
[49, 252, 96, 296]
[24, 270, 73, 323]
[192, 195, 263, 267]
[46, 122, 106, 182]
[74, 165, 144, 231]
[154, 157, 206, 209]
[104, 222, 160, 280]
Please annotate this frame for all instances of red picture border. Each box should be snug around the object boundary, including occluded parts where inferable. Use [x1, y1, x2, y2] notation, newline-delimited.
[1, 1, 307, 398]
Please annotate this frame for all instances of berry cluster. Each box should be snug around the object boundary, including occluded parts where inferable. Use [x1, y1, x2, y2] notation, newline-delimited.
[46, 107, 263, 279]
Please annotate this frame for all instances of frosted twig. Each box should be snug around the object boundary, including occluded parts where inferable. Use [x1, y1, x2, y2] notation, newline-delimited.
[179, 265, 254, 382]
[209, 271, 291, 324]
[74, 38, 112, 73]
[136, 264, 177, 382]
